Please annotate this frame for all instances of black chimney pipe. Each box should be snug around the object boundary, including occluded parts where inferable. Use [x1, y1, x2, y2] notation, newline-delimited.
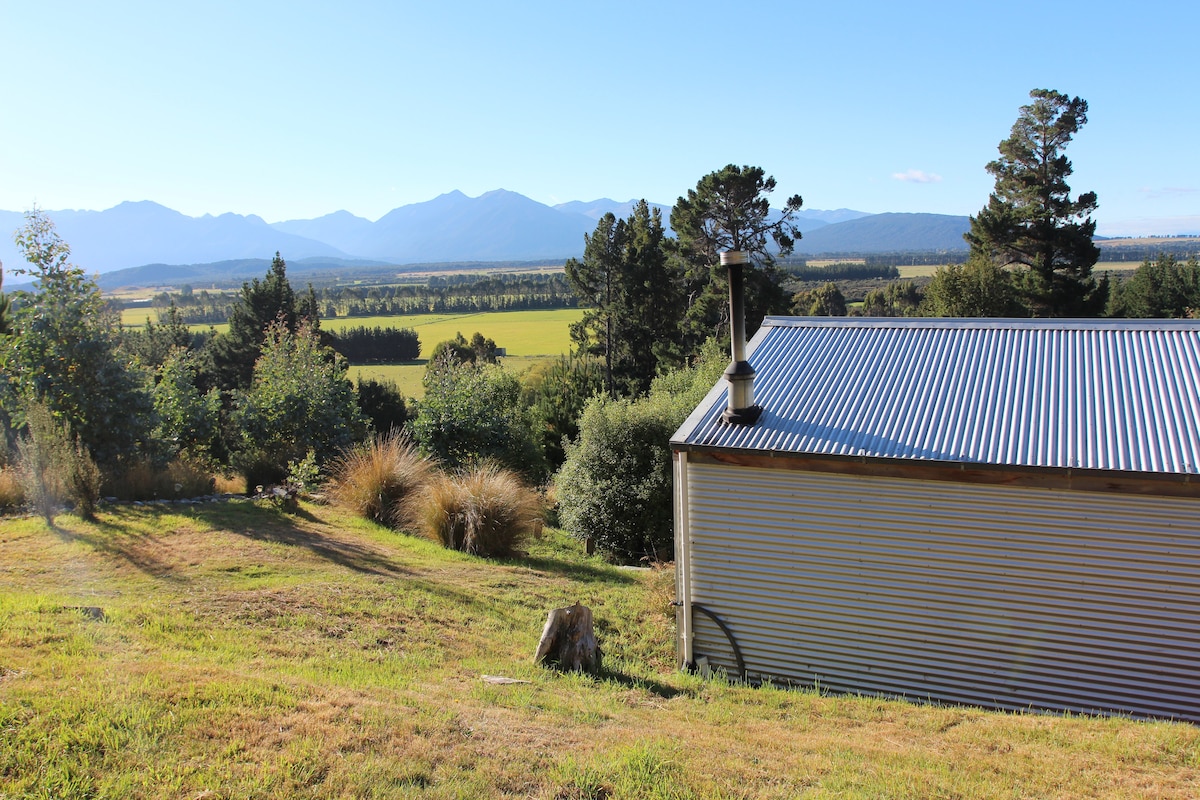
[721, 250, 762, 426]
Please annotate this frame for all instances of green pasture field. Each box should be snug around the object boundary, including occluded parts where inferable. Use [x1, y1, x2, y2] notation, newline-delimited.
[121, 308, 583, 357]
[1, 501, 1196, 798]
[325, 309, 582, 358]
[119, 308, 584, 399]
[352, 355, 554, 400]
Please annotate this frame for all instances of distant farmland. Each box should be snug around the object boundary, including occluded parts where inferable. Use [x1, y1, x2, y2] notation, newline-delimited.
[121, 307, 585, 399]
[334, 309, 583, 398]
[325, 308, 582, 358]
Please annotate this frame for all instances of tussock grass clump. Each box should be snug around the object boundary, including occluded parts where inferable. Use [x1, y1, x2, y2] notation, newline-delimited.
[102, 457, 216, 501]
[0, 467, 25, 511]
[326, 433, 433, 528]
[408, 464, 542, 557]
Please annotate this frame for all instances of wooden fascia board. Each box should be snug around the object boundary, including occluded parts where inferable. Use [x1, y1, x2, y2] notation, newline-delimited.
[674, 445, 1200, 500]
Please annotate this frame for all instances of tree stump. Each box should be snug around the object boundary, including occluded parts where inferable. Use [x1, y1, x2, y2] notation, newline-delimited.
[533, 602, 601, 674]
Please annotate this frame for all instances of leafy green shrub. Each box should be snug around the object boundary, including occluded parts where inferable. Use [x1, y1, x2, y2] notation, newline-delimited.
[355, 377, 410, 435]
[554, 396, 678, 564]
[231, 320, 367, 489]
[407, 464, 542, 558]
[151, 347, 223, 463]
[411, 356, 544, 479]
[326, 433, 433, 528]
[555, 340, 726, 564]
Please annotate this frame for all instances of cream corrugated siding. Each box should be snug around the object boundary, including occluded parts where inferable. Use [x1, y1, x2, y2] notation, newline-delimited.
[684, 461, 1200, 720]
[675, 318, 1200, 475]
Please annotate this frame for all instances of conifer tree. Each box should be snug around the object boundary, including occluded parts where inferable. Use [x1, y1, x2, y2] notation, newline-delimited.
[965, 89, 1104, 316]
[671, 165, 802, 348]
[566, 201, 679, 396]
[208, 252, 302, 391]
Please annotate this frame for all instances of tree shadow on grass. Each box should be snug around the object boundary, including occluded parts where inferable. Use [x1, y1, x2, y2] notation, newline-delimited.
[53, 513, 186, 580]
[590, 667, 683, 700]
[222, 510, 414, 579]
[58, 503, 414, 581]
[505, 554, 637, 586]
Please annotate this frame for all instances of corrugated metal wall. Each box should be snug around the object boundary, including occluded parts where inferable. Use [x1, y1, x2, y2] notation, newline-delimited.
[681, 459, 1200, 721]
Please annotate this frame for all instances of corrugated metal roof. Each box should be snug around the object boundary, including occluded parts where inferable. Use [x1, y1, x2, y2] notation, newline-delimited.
[673, 317, 1200, 475]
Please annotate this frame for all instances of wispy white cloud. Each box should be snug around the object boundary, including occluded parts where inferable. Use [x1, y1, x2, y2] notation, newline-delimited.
[892, 169, 942, 184]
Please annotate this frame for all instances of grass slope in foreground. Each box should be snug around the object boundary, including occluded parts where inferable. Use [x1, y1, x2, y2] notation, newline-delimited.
[0, 503, 1197, 799]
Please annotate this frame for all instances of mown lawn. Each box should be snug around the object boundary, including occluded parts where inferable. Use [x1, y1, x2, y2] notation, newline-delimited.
[1, 503, 1197, 799]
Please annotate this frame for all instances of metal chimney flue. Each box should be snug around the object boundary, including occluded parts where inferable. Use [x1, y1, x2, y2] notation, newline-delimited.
[721, 250, 762, 426]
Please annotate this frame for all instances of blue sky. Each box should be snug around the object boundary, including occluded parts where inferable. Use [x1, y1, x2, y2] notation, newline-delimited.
[1, 0, 1196, 236]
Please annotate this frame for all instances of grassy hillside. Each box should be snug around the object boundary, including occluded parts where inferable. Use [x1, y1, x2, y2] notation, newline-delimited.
[1, 503, 1197, 798]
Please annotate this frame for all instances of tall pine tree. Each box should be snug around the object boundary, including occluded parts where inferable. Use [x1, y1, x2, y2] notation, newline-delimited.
[965, 89, 1104, 316]
[670, 164, 802, 349]
[565, 201, 680, 396]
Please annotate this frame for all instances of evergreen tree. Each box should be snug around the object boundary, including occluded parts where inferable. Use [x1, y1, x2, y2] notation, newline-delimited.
[1107, 254, 1200, 318]
[120, 301, 196, 368]
[671, 165, 802, 349]
[566, 200, 681, 396]
[965, 89, 1104, 316]
[521, 352, 604, 470]
[208, 252, 301, 391]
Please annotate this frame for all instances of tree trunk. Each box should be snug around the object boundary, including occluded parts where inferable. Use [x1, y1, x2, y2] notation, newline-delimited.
[533, 603, 601, 674]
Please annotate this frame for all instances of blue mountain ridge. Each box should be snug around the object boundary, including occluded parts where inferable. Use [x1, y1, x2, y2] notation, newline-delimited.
[2, 192, 964, 284]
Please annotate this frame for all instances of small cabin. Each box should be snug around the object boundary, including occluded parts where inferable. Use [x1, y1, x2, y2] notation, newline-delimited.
[671, 316, 1200, 721]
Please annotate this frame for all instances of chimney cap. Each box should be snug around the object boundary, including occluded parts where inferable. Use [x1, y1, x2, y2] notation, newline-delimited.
[720, 250, 749, 266]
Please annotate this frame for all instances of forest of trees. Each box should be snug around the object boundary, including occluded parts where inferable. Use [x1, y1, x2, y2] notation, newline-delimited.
[2, 97, 1198, 562]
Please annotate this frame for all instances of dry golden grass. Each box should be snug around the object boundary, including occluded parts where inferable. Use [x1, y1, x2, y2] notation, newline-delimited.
[213, 473, 245, 495]
[101, 457, 216, 501]
[325, 432, 434, 527]
[0, 466, 23, 511]
[407, 464, 543, 558]
[1, 503, 1197, 798]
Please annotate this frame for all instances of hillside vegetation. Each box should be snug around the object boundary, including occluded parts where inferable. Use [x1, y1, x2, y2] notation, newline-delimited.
[1, 503, 1197, 799]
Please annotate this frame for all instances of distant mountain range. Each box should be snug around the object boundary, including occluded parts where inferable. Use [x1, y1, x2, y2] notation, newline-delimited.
[1, 191, 972, 288]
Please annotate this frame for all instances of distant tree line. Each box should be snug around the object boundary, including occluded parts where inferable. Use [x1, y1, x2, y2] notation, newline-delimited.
[327, 326, 421, 362]
[785, 263, 899, 281]
[1098, 241, 1200, 263]
[149, 272, 578, 324]
[781, 252, 970, 269]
